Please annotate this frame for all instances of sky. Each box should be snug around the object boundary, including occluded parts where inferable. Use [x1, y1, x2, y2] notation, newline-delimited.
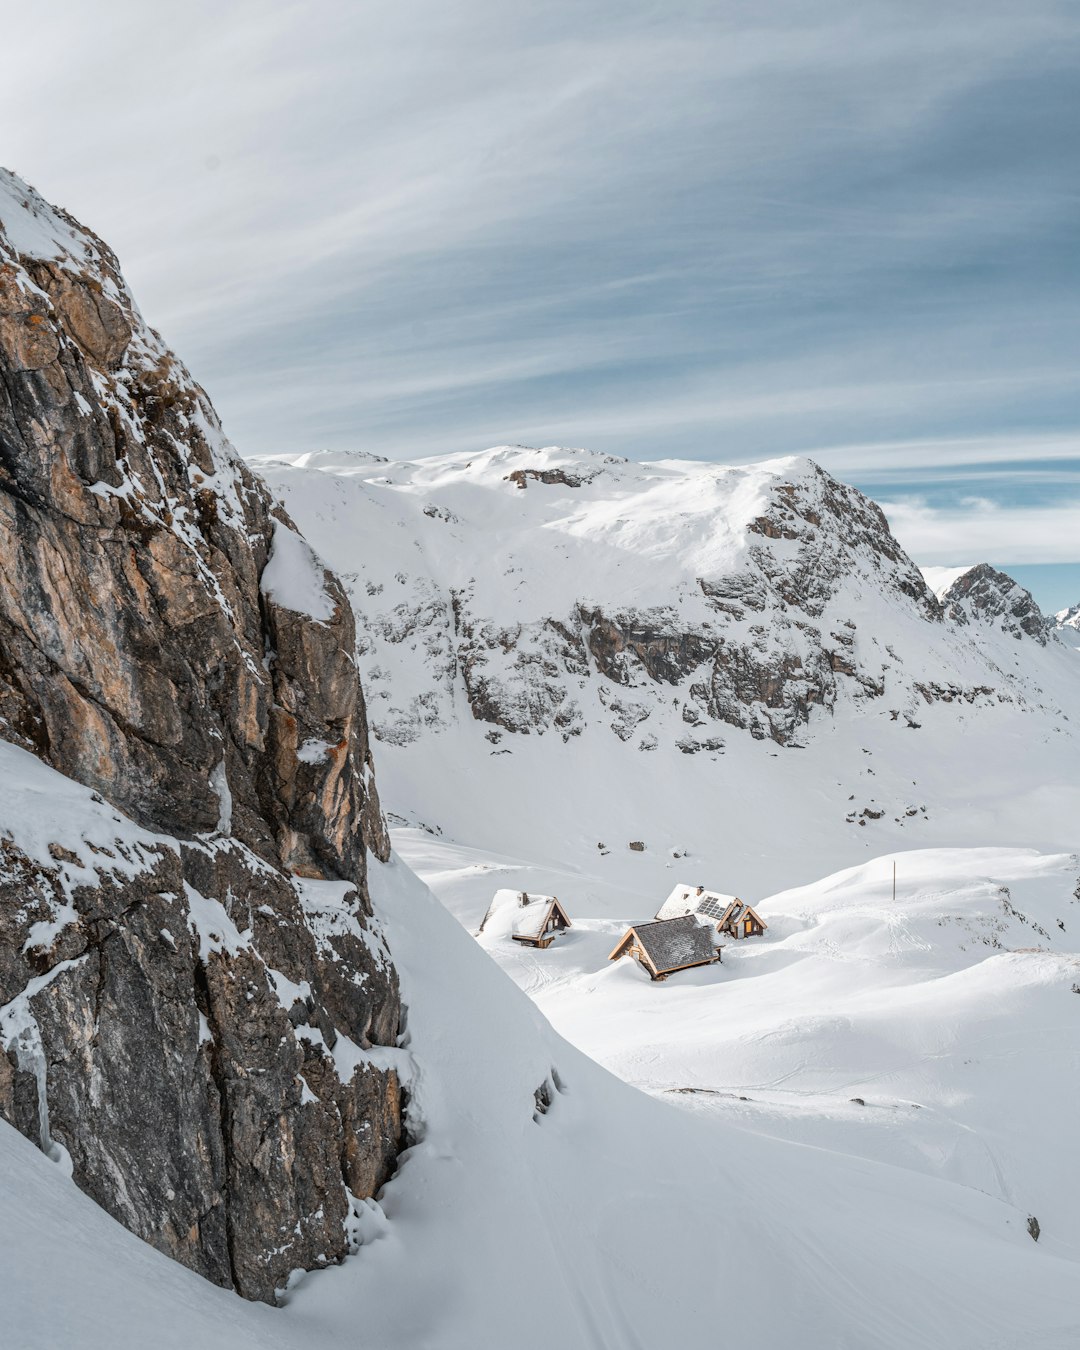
[2, 0, 1078, 608]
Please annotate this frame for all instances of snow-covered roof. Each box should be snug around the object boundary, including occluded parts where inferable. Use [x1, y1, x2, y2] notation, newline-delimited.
[655, 883, 740, 922]
[511, 893, 562, 939]
[623, 916, 718, 974]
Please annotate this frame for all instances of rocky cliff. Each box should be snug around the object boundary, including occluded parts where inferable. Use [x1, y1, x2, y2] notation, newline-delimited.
[0, 170, 400, 1303]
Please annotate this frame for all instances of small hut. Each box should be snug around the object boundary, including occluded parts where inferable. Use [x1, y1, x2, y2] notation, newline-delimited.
[608, 915, 719, 981]
[656, 883, 768, 941]
[510, 892, 572, 949]
[716, 898, 767, 940]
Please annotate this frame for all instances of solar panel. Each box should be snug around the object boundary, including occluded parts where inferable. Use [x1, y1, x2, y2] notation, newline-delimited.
[696, 898, 722, 918]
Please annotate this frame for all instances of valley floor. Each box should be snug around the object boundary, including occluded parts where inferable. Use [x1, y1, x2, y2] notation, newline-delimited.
[5, 838, 1080, 1348]
[397, 827, 1080, 1260]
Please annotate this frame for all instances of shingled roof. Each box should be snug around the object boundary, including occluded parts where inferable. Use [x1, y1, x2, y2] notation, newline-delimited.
[609, 915, 718, 977]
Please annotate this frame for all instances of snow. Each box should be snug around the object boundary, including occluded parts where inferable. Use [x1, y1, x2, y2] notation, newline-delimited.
[0, 168, 90, 265]
[183, 883, 252, 961]
[920, 563, 974, 599]
[4, 835, 1080, 1347]
[260, 521, 336, 621]
[253, 444, 813, 628]
[1056, 603, 1080, 635]
[253, 444, 1080, 892]
[655, 882, 739, 920]
[510, 907, 552, 940]
[210, 758, 233, 834]
[297, 738, 334, 764]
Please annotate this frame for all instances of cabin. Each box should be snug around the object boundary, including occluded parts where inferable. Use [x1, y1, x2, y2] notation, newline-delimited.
[510, 892, 572, 949]
[717, 898, 767, 940]
[656, 882, 768, 941]
[608, 915, 719, 981]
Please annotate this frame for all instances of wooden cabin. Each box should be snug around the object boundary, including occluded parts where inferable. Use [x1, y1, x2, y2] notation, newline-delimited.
[510, 892, 572, 949]
[716, 898, 767, 940]
[608, 915, 719, 981]
[656, 882, 768, 941]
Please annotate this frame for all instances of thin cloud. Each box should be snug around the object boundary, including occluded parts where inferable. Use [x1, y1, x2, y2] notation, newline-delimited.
[2, 0, 1079, 550]
[881, 496, 1080, 565]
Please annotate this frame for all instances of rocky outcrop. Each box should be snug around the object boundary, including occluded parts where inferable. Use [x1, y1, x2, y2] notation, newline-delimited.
[0, 170, 400, 1302]
[939, 564, 1051, 645]
[505, 466, 598, 489]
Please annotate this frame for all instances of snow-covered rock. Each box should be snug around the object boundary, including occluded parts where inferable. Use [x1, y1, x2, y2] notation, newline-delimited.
[931, 562, 1053, 645]
[1056, 602, 1080, 633]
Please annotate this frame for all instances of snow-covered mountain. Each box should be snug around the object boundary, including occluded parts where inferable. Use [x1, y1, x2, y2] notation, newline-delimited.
[923, 562, 1054, 644]
[3, 169, 1080, 1350]
[255, 445, 1080, 894]
[1056, 602, 1080, 639]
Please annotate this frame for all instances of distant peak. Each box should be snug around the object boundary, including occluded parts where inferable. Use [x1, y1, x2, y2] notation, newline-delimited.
[936, 563, 1051, 644]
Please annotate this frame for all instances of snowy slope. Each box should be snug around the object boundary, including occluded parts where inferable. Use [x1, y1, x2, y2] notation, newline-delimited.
[401, 827, 1080, 1270]
[3, 740, 1080, 1348]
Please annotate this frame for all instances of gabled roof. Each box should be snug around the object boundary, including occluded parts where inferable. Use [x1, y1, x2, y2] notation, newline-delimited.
[720, 900, 766, 930]
[609, 915, 717, 974]
[655, 883, 740, 923]
[511, 894, 571, 939]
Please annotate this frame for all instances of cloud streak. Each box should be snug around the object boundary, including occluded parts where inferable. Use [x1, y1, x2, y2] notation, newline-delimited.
[2, 0, 1078, 592]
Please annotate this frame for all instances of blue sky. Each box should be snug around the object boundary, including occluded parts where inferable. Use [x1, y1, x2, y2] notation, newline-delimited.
[3, 0, 1078, 608]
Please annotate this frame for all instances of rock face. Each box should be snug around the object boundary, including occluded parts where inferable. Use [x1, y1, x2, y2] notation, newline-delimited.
[938, 564, 1052, 645]
[0, 170, 400, 1302]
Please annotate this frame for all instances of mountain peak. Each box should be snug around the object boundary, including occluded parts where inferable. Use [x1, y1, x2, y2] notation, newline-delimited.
[1055, 602, 1080, 632]
[935, 563, 1051, 645]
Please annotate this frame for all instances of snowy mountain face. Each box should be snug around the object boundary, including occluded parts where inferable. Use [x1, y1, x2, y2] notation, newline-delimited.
[260, 446, 955, 749]
[256, 445, 1080, 892]
[0, 171, 400, 1302]
[1056, 602, 1080, 637]
[925, 562, 1053, 644]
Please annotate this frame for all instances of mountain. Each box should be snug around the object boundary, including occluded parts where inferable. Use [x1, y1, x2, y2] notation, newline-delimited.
[254, 444, 1080, 895]
[3, 174, 1080, 1350]
[0, 169, 400, 1302]
[252, 445, 1080, 1346]
[923, 563, 1053, 644]
[1056, 603, 1080, 636]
